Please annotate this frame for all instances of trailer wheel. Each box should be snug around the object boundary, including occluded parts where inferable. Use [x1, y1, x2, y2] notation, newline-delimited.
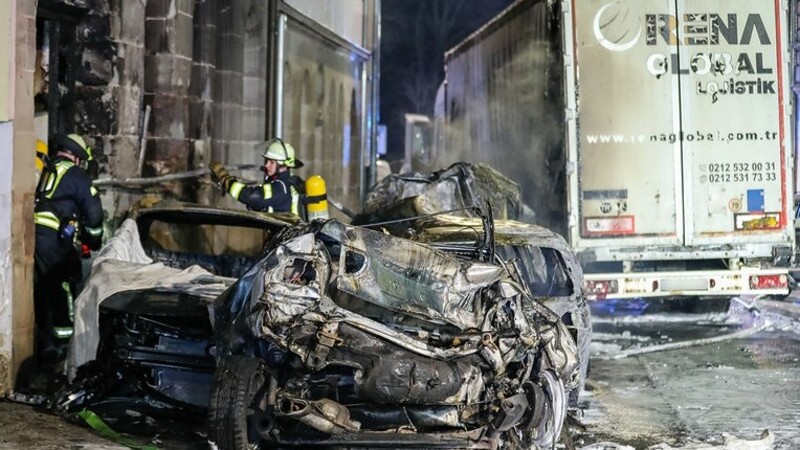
[208, 356, 272, 450]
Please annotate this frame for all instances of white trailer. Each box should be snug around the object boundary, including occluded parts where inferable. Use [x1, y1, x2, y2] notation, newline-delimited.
[425, 0, 795, 299]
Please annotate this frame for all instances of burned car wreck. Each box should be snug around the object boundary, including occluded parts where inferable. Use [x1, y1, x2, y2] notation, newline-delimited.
[209, 218, 582, 449]
[51, 164, 588, 450]
[54, 200, 298, 419]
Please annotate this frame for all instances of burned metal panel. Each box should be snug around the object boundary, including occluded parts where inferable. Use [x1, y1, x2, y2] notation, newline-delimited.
[323, 221, 508, 330]
[358, 162, 530, 223]
[358, 166, 591, 405]
[216, 219, 579, 374]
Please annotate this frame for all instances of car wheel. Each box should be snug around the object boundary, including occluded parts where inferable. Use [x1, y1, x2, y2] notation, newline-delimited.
[532, 370, 566, 449]
[208, 356, 273, 450]
[515, 369, 567, 450]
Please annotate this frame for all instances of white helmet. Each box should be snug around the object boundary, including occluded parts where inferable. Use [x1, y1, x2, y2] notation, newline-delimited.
[258, 138, 304, 168]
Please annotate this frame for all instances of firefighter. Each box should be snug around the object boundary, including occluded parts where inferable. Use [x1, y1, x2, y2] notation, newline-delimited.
[33, 134, 104, 363]
[209, 138, 305, 216]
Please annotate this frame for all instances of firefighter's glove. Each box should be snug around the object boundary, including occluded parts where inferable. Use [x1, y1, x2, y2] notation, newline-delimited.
[209, 162, 234, 192]
[220, 175, 235, 192]
[209, 162, 229, 181]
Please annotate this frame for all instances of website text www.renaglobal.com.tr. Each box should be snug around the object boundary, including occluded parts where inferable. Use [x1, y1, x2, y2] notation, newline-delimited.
[585, 130, 778, 145]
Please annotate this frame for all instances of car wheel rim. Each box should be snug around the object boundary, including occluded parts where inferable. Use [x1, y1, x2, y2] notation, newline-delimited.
[532, 369, 566, 448]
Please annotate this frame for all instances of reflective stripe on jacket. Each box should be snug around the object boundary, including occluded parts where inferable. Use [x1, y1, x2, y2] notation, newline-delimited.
[34, 158, 104, 240]
[228, 170, 301, 214]
[34, 211, 61, 230]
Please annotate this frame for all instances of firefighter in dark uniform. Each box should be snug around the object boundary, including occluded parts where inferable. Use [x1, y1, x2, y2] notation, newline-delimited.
[209, 138, 305, 215]
[33, 134, 104, 362]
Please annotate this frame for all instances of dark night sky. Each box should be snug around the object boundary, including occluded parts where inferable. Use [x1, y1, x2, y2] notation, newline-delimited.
[379, 0, 514, 165]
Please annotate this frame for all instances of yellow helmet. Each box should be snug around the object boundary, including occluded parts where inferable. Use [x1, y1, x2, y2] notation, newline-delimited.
[35, 139, 48, 171]
[257, 138, 304, 168]
[60, 134, 93, 161]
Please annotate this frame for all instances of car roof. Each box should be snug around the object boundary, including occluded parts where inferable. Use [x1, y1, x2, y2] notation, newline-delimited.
[410, 214, 573, 252]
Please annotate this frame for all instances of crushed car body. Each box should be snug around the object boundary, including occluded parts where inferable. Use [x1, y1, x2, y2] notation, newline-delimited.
[354, 162, 591, 406]
[55, 200, 298, 415]
[358, 162, 536, 223]
[52, 164, 589, 450]
[210, 218, 582, 449]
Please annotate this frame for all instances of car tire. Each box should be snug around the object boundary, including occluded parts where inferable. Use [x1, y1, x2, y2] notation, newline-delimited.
[208, 356, 272, 450]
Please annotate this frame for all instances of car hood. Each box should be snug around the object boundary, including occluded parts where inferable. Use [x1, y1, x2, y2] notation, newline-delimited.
[280, 222, 510, 331]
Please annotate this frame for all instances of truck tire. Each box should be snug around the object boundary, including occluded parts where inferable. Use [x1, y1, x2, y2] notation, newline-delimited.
[208, 356, 272, 450]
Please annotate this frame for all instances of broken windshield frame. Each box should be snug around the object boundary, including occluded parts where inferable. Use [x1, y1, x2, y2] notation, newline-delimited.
[359, 203, 497, 263]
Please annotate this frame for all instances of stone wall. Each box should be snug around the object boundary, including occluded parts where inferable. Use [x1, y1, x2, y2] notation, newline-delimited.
[145, 0, 192, 177]
[103, 0, 146, 220]
[45, 0, 374, 222]
[65, 0, 145, 224]
[70, 0, 273, 221]
[240, 0, 268, 165]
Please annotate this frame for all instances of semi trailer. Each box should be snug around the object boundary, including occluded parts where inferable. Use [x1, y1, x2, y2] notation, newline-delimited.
[413, 0, 795, 300]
